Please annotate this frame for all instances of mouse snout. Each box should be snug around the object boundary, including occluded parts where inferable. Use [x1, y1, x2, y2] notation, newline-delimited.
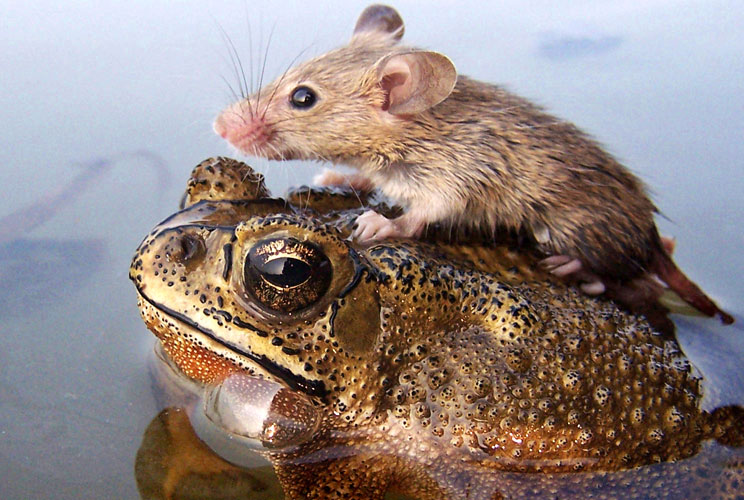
[213, 115, 228, 138]
[214, 105, 275, 157]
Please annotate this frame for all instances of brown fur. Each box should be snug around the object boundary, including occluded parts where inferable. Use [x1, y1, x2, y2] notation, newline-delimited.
[214, 5, 732, 323]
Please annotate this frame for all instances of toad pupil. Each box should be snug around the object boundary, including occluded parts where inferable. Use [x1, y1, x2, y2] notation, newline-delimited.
[290, 86, 316, 108]
[259, 257, 312, 288]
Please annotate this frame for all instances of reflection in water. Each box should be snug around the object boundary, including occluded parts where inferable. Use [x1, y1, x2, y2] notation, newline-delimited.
[131, 159, 743, 499]
[136, 407, 284, 500]
[0, 151, 168, 315]
[135, 342, 284, 499]
[0, 151, 170, 245]
[0, 239, 105, 318]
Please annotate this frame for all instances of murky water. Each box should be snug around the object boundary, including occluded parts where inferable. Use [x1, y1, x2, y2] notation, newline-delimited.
[1, 1, 742, 499]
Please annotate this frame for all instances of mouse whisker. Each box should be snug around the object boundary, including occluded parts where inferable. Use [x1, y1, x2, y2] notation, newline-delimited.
[224, 108, 249, 128]
[258, 116, 318, 132]
[255, 20, 277, 116]
[266, 141, 288, 162]
[218, 74, 242, 104]
[211, 26, 243, 103]
[344, 174, 366, 209]
[215, 20, 251, 112]
[261, 44, 316, 121]
[244, 8, 255, 101]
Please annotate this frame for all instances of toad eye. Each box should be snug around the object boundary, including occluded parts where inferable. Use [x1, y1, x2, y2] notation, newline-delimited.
[257, 257, 312, 288]
[289, 86, 316, 109]
[244, 237, 331, 312]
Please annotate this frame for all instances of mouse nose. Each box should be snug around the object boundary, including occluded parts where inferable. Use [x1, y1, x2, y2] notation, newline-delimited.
[213, 115, 228, 138]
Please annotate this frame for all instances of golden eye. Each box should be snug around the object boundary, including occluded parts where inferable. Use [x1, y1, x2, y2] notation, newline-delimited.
[244, 237, 331, 312]
[255, 255, 313, 288]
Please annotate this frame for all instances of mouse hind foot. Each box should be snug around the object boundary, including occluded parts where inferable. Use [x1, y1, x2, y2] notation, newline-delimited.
[540, 255, 607, 295]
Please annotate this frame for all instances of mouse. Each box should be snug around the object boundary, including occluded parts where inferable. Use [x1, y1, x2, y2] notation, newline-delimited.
[213, 4, 733, 324]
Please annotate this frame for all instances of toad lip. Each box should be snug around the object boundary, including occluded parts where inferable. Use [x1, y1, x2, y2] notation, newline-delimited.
[133, 285, 328, 401]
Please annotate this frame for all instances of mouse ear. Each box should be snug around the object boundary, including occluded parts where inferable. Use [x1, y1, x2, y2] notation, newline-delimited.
[376, 51, 456, 115]
[352, 4, 404, 42]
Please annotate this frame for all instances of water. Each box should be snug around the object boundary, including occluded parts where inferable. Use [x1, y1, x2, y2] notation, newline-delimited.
[1, 1, 742, 498]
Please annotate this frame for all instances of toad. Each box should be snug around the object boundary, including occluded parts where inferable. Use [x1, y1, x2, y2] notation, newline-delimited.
[131, 158, 742, 499]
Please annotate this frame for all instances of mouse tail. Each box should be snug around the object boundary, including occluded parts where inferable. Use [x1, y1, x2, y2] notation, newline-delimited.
[651, 250, 734, 324]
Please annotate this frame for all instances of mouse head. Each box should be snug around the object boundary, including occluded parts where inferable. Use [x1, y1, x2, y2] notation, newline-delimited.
[214, 4, 457, 165]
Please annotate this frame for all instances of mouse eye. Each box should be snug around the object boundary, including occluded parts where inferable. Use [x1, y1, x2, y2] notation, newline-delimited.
[244, 237, 331, 312]
[289, 86, 317, 109]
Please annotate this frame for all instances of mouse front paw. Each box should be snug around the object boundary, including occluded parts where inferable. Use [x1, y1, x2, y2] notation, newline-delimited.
[353, 211, 400, 242]
[353, 210, 427, 243]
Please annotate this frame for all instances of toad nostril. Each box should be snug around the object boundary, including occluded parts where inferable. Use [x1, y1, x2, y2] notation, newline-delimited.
[168, 233, 205, 265]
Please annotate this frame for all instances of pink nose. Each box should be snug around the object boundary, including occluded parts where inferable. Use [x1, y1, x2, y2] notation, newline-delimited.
[213, 115, 228, 138]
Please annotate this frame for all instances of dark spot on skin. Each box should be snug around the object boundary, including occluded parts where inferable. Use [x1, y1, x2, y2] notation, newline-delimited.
[222, 243, 233, 279]
[232, 316, 269, 337]
[213, 310, 232, 322]
[328, 301, 339, 338]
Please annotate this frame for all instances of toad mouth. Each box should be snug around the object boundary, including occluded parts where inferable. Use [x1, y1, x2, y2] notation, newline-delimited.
[134, 286, 328, 402]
